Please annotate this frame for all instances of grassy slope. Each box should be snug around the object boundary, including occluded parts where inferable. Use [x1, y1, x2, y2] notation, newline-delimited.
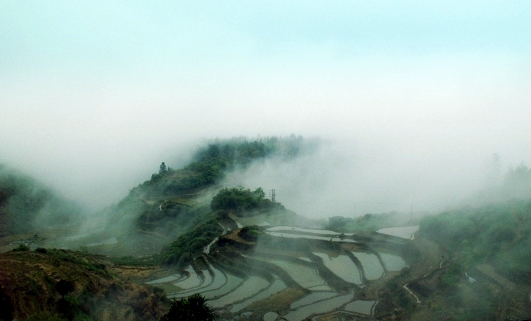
[0, 247, 168, 321]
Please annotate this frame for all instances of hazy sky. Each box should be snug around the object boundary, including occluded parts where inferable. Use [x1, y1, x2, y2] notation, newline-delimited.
[2, 2, 531, 214]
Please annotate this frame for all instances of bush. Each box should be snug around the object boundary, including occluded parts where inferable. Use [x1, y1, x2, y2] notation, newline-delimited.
[238, 226, 261, 242]
[13, 244, 30, 251]
[160, 294, 215, 321]
[210, 187, 268, 214]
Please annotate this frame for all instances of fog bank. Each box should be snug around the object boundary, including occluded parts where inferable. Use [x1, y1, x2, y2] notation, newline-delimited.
[1, 2, 531, 214]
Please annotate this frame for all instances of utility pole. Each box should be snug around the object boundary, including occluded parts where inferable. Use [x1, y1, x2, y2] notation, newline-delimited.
[270, 189, 276, 203]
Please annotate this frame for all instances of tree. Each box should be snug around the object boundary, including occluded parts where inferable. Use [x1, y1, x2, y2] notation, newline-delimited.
[159, 162, 167, 174]
[160, 294, 215, 321]
[55, 280, 75, 298]
[210, 187, 266, 213]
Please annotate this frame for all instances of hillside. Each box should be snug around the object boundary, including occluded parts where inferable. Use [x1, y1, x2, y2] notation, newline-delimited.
[2, 137, 531, 320]
[410, 199, 531, 320]
[0, 246, 168, 321]
[82, 136, 312, 257]
[0, 165, 82, 237]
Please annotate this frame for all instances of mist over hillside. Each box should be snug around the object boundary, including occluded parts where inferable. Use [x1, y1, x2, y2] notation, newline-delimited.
[2, 2, 531, 320]
[3, 136, 531, 320]
[0, 165, 84, 237]
[2, 136, 531, 236]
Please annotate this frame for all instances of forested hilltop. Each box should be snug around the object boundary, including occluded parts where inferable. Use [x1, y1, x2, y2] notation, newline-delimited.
[96, 136, 313, 260]
[130, 135, 311, 198]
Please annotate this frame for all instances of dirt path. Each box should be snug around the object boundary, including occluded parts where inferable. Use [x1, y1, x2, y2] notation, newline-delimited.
[407, 236, 446, 281]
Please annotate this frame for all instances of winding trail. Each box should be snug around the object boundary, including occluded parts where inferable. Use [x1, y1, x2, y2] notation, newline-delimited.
[403, 283, 421, 303]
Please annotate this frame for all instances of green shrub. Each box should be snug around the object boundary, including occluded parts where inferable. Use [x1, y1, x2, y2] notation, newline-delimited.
[160, 294, 215, 321]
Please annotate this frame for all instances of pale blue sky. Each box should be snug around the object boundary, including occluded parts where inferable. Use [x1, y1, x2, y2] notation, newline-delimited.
[1, 1, 531, 214]
[2, 2, 530, 73]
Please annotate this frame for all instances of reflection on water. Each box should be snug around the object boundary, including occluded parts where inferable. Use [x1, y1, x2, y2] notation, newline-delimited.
[203, 273, 243, 299]
[231, 214, 271, 227]
[146, 274, 182, 285]
[377, 226, 419, 239]
[352, 252, 384, 280]
[267, 226, 342, 235]
[167, 266, 228, 299]
[344, 300, 376, 315]
[290, 291, 337, 309]
[209, 276, 269, 307]
[267, 232, 358, 243]
[379, 252, 407, 271]
[283, 292, 353, 321]
[268, 259, 327, 289]
[147, 224, 412, 318]
[230, 279, 286, 313]
[173, 267, 202, 290]
[263, 312, 278, 321]
[314, 252, 362, 284]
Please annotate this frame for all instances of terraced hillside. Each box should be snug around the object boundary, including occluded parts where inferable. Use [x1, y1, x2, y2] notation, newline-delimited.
[145, 221, 423, 321]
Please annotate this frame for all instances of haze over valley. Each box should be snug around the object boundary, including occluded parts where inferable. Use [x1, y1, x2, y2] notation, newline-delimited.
[2, 2, 531, 321]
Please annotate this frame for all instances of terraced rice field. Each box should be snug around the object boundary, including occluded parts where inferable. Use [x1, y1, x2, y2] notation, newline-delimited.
[146, 225, 415, 320]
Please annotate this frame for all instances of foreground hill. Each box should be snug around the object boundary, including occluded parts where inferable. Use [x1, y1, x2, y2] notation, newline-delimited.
[0, 246, 168, 321]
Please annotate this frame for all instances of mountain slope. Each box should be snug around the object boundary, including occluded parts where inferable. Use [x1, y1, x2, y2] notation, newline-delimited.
[0, 247, 168, 321]
[0, 165, 81, 237]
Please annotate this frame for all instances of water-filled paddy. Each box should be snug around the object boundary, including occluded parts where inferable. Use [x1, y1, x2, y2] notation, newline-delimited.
[263, 312, 278, 321]
[377, 226, 419, 239]
[209, 276, 269, 307]
[290, 291, 338, 309]
[268, 259, 327, 289]
[145, 274, 183, 285]
[231, 214, 271, 227]
[267, 232, 358, 243]
[170, 267, 227, 298]
[379, 252, 407, 271]
[344, 300, 376, 315]
[202, 273, 243, 299]
[352, 252, 384, 280]
[173, 267, 203, 290]
[230, 279, 286, 313]
[283, 292, 353, 321]
[313, 252, 362, 284]
[267, 226, 342, 235]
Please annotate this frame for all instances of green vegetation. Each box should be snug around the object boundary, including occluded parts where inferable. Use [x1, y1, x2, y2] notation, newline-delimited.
[160, 294, 215, 321]
[1, 248, 167, 321]
[238, 225, 262, 242]
[419, 199, 531, 283]
[159, 185, 280, 267]
[101, 136, 303, 242]
[0, 166, 81, 236]
[160, 218, 223, 267]
[327, 213, 396, 232]
[211, 187, 276, 216]
[130, 136, 307, 199]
